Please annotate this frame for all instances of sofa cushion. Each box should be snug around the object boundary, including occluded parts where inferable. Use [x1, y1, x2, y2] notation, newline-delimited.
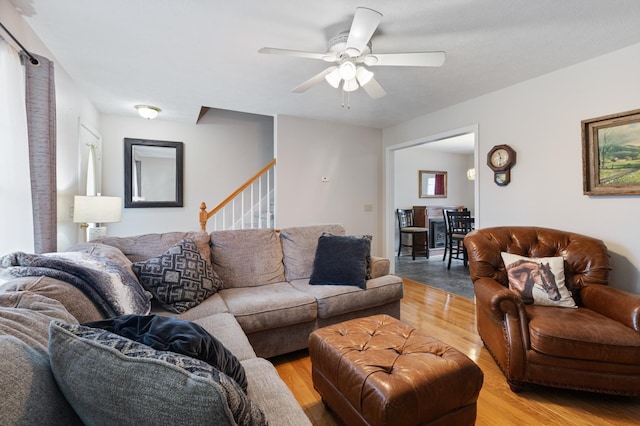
[192, 313, 257, 361]
[84, 314, 247, 392]
[210, 229, 285, 288]
[219, 283, 317, 333]
[501, 252, 576, 308]
[280, 224, 345, 281]
[48, 321, 267, 426]
[132, 238, 221, 313]
[0, 291, 82, 425]
[309, 234, 371, 289]
[527, 305, 640, 364]
[290, 274, 404, 319]
[151, 292, 229, 322]
[241, 357, 313, 426]
[97, 231, 212, 264]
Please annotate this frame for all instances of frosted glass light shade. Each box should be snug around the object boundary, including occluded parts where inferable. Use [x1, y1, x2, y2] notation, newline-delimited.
[342, 78, 359, 92]
[135, 105, 161, 119]
[339, 61, 357, 80]
[325, 68, 342, 88]
[356, 66, 374, 86]
[73, 195, 122, 224]
[467, 168, 476, 180]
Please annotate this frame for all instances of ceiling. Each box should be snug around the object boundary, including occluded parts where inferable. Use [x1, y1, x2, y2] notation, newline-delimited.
[10, 0, 640, 129]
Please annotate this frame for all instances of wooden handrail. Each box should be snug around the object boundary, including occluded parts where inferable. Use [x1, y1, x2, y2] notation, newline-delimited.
[200, 158, 276, 230]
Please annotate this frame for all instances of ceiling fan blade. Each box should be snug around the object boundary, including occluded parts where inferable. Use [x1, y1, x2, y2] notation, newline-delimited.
[361, 77, 387, 99]
[259, 47, 336, 62]
[345, 7, 382, 56]
[364, 51, 446, 67]
[292, 66, 337, 93]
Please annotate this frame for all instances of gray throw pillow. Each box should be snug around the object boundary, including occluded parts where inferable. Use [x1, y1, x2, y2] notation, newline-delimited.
[132, 238, 222, 313]
[48, 321, 267, 426]
[309, 233, 371, 289]
[84, 314, 248, 393]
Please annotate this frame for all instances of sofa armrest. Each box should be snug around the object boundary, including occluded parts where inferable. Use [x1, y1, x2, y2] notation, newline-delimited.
[580, 284, 640, 332]
[369, 256, 390, 278]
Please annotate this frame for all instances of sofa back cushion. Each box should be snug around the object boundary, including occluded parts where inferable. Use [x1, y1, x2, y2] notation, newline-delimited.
[210, 229, 285, 288]
[279, 224, 345, 281]
[97, 231, 212, 264]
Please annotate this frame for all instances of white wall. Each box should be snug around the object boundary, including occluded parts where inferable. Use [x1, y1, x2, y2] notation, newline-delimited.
[0, 0, 101, 252]
[394, 148, 474, 213]
[99, 110, 273, 239]
[384, 42, 640, 293]
[276, 115, 384, 254]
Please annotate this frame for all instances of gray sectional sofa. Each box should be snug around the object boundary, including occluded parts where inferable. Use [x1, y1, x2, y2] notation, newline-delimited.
[0, 224, 403, 425]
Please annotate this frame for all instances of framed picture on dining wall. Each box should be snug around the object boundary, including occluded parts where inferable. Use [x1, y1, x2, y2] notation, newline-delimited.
[419, 170, 447, 198]
[582, 108, 640, 195]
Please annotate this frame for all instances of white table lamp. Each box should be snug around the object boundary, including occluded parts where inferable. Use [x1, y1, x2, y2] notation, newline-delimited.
[73, 195, 122, 241]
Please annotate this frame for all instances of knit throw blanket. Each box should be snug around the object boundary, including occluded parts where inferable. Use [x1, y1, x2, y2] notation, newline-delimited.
[0, 251, 151, 318]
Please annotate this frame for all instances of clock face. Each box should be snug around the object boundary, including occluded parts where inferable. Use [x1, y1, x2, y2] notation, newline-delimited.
[490, 149, 509, 168]
[487, 144, 516, 172]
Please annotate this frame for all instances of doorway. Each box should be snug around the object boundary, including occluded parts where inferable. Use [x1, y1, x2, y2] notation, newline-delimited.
[384, 125, 479, 274]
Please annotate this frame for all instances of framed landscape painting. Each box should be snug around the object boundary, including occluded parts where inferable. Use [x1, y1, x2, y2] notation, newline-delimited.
[582, 108, 640, 195]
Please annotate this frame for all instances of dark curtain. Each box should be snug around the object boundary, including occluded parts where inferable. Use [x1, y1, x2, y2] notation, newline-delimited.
[24, 53, 57, 253]
[435, 173, 445, 195]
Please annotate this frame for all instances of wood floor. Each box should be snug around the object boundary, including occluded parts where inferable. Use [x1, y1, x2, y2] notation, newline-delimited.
[271, 278, 640, 426]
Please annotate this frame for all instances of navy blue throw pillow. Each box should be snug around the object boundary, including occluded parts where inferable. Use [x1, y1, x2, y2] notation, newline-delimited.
[84, 314, 247, 393]
[309, 234, 371, 289]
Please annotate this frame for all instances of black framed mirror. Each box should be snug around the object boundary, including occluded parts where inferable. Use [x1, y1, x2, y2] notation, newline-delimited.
[124, 138, 184, 208]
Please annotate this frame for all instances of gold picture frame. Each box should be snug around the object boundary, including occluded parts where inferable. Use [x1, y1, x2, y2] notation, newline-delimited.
[419, 170, 447, 198]
[582, 108, 640, 195]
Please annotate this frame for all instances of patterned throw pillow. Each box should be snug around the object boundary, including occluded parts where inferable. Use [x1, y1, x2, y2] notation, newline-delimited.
[309, 234, 371, 289]
[48, 321, 267, 426]
[501, 252, 577, 308]
[132, 238, 221, 313]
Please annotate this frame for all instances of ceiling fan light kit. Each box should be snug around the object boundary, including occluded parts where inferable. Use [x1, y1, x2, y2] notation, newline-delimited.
[259, 7, 446, 106]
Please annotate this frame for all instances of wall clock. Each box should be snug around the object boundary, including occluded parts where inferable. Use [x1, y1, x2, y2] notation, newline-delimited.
[487, 144, 516, 186]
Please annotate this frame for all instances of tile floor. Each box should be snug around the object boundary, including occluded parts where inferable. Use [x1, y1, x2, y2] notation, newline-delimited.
[394, 250, 475, 299]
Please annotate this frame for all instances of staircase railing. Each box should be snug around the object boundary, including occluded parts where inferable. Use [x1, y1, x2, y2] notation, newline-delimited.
[200, 159, 276, 231]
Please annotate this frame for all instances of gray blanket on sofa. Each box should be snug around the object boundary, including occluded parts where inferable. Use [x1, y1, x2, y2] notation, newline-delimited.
[0, 251, 151, 318]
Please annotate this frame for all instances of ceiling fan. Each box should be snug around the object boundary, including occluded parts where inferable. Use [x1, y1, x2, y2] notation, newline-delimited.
[259, 7, 446, 99]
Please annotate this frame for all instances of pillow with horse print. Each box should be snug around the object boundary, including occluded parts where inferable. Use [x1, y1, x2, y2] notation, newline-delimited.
[501, 252, 577, 308]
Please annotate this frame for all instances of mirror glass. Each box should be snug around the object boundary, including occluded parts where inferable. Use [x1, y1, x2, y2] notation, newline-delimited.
[124, 138, 183, 208]
[419, 170, 447, 198]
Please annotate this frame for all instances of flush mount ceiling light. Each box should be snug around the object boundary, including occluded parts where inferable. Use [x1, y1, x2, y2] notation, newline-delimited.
[135, 105, 161, 120]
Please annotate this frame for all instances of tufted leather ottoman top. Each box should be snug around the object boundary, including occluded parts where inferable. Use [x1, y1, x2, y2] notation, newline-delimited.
[309, 314, 483, 426]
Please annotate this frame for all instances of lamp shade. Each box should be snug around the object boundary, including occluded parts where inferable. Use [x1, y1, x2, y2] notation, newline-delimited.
[73, 195, 122, 224]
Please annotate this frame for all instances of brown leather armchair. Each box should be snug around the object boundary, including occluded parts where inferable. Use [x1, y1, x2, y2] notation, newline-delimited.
[464, 226, 640, 396]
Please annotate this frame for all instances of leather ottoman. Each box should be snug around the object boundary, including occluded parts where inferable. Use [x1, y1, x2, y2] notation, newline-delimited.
[309, 314, 483, 426]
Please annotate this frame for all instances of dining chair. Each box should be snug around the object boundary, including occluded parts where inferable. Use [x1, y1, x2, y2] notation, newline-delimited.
[444, 210, 473, 269]
[396, 209, 429, 260]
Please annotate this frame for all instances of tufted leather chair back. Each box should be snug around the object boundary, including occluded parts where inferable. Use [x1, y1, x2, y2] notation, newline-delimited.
[464, 226, 611, 296]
